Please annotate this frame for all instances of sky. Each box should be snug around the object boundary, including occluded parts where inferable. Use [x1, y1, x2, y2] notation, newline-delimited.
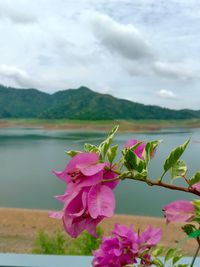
[0, 0, 200, 110]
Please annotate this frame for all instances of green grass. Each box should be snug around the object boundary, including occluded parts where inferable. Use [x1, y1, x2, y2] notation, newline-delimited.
[32, 228, 103, 255]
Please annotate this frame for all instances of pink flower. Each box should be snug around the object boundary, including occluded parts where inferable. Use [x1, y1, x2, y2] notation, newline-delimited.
[53, 152, 105, 186]
[125, 139, 156, 160]
[63, 213, 104, 238]
[163, 200, 195, 224]
[139, 225, 162, 248]
[92, 236, 136, 267]
[191, 181, 200, 192]
[50, 184, 115, 238]
[102, 163, 118, 189]
[112, 224, 139, 254]
[92, 237, 122, 267]
[50, 152, 118, 238]
[125, 139, 146, 159]
[88, 184, 115, 219]
[112, 223, 136, 239]
[92, 223, 162, 267]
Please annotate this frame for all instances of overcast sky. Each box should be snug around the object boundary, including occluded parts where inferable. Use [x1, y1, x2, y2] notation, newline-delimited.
[0, 0, 200, 110]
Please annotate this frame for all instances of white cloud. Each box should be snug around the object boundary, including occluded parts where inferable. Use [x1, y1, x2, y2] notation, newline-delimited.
[153, 61, 195, 80]
[87, 12, 198, 84]
[0, 65, 34, 88]
[87, 11, 153, 60]
[0, 1, 200, 109]
[0, 2, 37, 24]
[124, 60, 151, 77]
[124, 59, 196, 81]
[157, 89, 177, 99]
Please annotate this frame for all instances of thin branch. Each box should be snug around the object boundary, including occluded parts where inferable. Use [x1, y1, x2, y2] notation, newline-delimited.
[102, 177, 122, 183]
[126, 176, 200, 197]
[190, 243, 200, 267]
[102, 172, 200, 197]
[183, 175, 190, 185]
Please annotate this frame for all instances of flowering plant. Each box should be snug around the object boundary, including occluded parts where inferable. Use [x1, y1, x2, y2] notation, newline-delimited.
[50, 126, 200, 266]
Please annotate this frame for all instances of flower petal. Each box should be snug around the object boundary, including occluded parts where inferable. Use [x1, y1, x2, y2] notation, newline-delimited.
[63, 215, 86, 238]
[48, 211, 63, 219]
[140, 225, 162, 247]
[68, 152, 100, 172]
[53, 170, 71, 183]
[77, 162, 105, 176]
[103, 165, 118, 189]
[85, 216, 104, 237]
[63, 214, 102, 238]
[77, 171, 103, 187]
[192, 181, 200, 192]
[88, 185, 115, 219]
[163, 200, 195, 223]
[125, 139, 146, 159]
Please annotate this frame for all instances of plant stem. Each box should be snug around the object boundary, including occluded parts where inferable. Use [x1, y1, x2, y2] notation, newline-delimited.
[158, 171, 166, 182]
[126, 176, 200, 197]
[102, 177, 121, 183]
[102, 172, 200, 196]
[190, 242, 200, 267]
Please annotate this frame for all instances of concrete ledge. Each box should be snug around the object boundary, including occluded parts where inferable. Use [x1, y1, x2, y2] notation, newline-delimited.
[0, 254, 199, 267]
[0, 254, 93, 267]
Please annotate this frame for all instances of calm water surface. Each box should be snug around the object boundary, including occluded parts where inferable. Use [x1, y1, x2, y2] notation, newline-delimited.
[0, 127, 200, 217]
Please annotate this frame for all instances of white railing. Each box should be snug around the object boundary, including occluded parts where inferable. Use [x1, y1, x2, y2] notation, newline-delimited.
[0, 254, 92, 267]
[0, 254, 199, 267]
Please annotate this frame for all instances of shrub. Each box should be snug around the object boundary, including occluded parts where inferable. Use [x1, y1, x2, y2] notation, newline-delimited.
[32, 230, 66, 255]
[32, 227, 103, 255]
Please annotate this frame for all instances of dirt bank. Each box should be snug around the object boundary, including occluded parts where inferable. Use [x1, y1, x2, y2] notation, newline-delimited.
[0, 207, 197, 255]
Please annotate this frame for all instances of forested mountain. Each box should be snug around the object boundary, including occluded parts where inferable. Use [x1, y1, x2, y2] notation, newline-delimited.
[0, 86, 50, 118]
[0, 85, 199, 120]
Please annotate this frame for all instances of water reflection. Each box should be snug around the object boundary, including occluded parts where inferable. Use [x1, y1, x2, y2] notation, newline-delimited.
[0, 128, 199, 217]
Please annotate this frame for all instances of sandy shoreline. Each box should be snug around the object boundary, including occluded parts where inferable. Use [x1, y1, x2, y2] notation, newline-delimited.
[1, 119, 200, 132]
[0, 119, 160, 132]
[0, 207, 197, 255]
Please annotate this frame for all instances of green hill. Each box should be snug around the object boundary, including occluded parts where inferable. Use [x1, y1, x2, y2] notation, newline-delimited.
[0, 85, 50, 118]
[0, 85, 199, 120]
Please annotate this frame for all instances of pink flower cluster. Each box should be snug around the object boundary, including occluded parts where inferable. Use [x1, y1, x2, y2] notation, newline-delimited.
[49, 152, 118, 238]
[92, 223, 162, 267]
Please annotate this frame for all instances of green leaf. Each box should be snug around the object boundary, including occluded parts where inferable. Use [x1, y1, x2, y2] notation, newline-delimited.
[189, 172, 200, 186]
[123, 148, 138, 170]
[144, 140, 161, 164]
[188, 229, 200, 238]
[84, 143, 99, 153]
[152, 245, 164, 257]
[192, 200, 200, 221]
[123, 147, 146, 175]
[178, 227, 200, 245]
[193, 199, 200, 209]
[107, 145, 118, 164]
[173, 254, 183, 265]
[182, 224, 196, 236]
[193, 200, 200, 219]
[98, 125, 119, 159]
[165, 248, 177, 262]
[192, 217, 200, 223]
[164, 139, 190, 173]
[65, 150, 80, 157]
[152, 257, 164, 267]
[175, 265, 189, 267]
[170, 160, 187, 181]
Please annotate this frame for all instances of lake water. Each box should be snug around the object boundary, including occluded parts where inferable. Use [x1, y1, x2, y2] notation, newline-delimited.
[0, 127, 200, 217]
